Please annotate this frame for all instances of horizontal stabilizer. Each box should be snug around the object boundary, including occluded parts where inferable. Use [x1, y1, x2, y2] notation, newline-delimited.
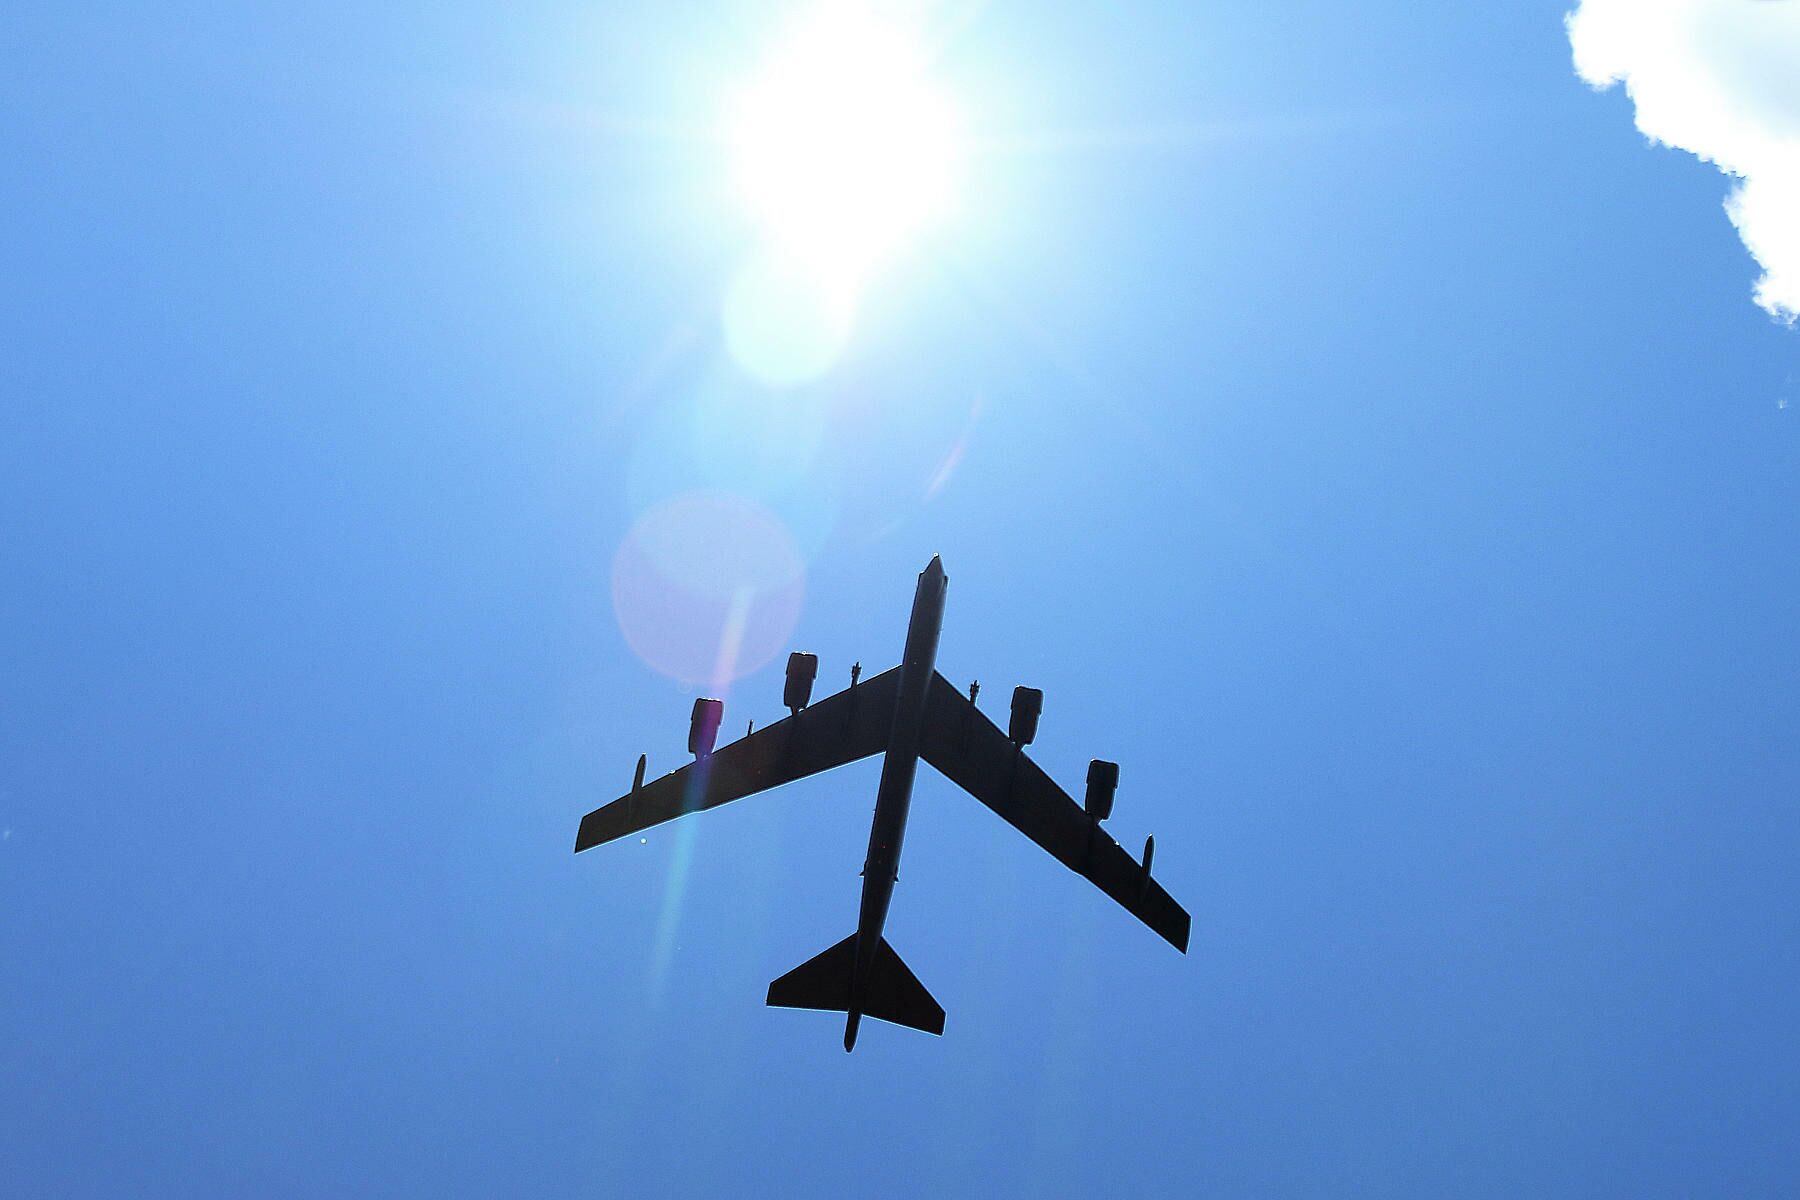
[861, 938, 945, 1036]
[766, 934, 857, 1014]
[766, 935, 945, 1037]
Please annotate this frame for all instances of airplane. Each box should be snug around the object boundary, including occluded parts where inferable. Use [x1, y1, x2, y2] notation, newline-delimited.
[574, 555, 1190, 1050]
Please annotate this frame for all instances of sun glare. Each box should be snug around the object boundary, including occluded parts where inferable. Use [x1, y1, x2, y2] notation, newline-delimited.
[726, 6, 961, 286]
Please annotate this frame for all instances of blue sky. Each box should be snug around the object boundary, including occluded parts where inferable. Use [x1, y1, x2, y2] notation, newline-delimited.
[5, 2, 1799, 1195]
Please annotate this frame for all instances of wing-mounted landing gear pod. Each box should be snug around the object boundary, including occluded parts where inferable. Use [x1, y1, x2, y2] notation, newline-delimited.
[688, 698, 724, 758]
[1009, 687, 1043, 746]
[1085, 759, 1118, 822]
[627, 753, 647, 825]
[785, 652, 819, 714]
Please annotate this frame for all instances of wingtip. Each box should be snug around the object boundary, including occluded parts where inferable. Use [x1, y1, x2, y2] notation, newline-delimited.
[573, 813, 604, 854]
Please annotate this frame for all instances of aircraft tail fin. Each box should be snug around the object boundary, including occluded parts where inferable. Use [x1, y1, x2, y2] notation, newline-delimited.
[766, 934, 945, 1039]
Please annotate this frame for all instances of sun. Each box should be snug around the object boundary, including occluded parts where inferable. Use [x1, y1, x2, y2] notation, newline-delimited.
[725, 5, 962, 286]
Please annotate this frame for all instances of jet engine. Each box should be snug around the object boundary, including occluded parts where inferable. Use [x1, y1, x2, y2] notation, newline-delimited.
[1009, 686, 1043, 745]
[784, 651, 819, 713]
[688, 697, 724, 757]
[1085, 759, 1119, 821]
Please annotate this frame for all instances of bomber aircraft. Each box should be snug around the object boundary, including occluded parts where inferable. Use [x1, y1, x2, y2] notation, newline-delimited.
[575, 556, 1190, 1050]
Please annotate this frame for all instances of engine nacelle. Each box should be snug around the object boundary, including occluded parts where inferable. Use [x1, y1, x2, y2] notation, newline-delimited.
[784, 651, 819, 712]
[688, 698, 723, 757]
[1085, 759, 1119, 821]
[1009, 686, 1043, 745]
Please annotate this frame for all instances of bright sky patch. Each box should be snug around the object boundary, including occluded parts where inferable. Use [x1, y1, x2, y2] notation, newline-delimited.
[725, 4, 961, 286]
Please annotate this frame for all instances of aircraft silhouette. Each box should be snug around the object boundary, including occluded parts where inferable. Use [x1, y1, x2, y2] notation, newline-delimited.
[575, 556, 1189, 1050]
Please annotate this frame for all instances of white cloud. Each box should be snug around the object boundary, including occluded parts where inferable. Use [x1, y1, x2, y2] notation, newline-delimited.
[1568, 0, 1800, 322]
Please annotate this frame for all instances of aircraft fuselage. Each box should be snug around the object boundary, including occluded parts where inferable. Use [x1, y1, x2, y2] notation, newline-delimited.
[845, 554, 946, 1050]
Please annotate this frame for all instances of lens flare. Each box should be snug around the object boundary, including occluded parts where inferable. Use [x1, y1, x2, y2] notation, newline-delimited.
[611, 492, 806, 687]
[722, 252, 854, 387]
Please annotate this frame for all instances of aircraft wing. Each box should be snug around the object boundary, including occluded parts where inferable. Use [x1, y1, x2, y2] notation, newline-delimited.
[574, 666, 903, 853]
[918, 671, 1191, 952]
